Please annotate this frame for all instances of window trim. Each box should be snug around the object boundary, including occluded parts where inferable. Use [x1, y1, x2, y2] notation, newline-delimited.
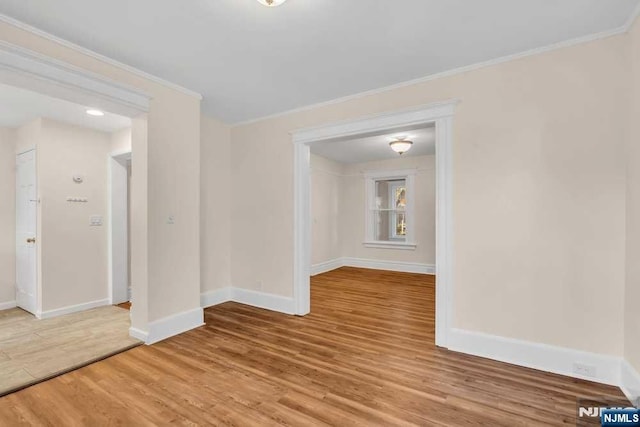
[363, 169, 417, 250]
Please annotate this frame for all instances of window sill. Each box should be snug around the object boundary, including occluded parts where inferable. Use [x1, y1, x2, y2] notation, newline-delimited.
[363, 241, 417, 250]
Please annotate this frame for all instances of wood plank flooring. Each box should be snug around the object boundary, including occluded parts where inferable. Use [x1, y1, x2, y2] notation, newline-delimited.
[0, 305, 140, 397]
[0, 267, 626, 425]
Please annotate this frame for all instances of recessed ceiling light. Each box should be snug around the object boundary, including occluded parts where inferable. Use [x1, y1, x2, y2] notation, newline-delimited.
[256, 0, 287, 6]
[86, 109, 105, 117]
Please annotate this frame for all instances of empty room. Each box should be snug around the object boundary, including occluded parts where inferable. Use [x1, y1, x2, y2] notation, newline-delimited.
[1, 0, 640, 425]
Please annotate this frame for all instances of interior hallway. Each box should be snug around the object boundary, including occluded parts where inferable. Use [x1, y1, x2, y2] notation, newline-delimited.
[0, 267, 626, 425]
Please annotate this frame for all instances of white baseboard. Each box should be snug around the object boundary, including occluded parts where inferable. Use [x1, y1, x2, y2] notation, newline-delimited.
[201, 287, 295, 315]
[448, 328, 622, 386]
[0, 300, 17, 311]
[145, 307, 204, 345]
[344, 257, 435, 274]
[621, 360, 640, 405]
[200, 287, 233, 307]
[232, 288, 296, 314]
[37, 298, 110, 320]
[311, 257, 435, 276]
[310, 258, 344, 276]
[128, 327, 148, 342]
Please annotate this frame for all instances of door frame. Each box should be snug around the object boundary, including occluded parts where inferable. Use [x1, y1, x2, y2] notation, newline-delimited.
[291, 100, 458, 348]
[108, 150, 131, 305]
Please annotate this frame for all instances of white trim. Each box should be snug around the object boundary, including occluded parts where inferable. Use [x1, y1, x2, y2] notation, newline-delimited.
[310, 257, 435, 276]
[201, 287, 295, 314]
[310, 258, 344, 276]
[128, 327, 149, 342]
[293, 100, 456, 345]
[363, 168, 418, 179]
[0, 14, 202, 101]
[434, 116, 454, 348]
[232, 288, 296, 315]
[621, 360, 640, 405]
[200, 287, 233, 307]
[235, 24, 632, 126]
[0, 40, 150, 117]
[448, 328, 622, 387]
[343, 258, 435, 274]
[624, 2, 640, 31]
[291, 102, 458, 145]
[37, 298, 110, 320]
[145, 307, 204, 345]
[0, 300, 17, 311]
[362, 241, 416, 250]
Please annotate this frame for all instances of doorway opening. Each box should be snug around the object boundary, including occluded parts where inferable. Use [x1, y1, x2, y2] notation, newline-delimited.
[292, 101, 457, 347]
[109, 149, 132, 307]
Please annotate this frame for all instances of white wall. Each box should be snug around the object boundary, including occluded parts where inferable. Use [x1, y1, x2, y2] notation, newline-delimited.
[230, 33, 628, 357]
[310, 154, 436, 268]
[37, 118, 111, 312]
[625, 17, 640, 376]
[201, 115, 231, 293]
[110, 127, 131, 154]
[0, 127, 16, 306]
[310, 154, 343, 265]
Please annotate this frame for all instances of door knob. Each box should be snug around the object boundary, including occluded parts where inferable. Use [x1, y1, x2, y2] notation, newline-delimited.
[26, 237, 36, 243]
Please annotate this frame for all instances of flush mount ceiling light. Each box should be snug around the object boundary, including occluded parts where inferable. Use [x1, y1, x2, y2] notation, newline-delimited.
[256, 0, 287, 6]
[86, 109, 105, 117]
[389, 136, 413, 155]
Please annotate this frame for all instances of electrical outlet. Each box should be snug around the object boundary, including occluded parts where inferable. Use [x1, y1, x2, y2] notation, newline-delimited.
[573, 363, 597, 378]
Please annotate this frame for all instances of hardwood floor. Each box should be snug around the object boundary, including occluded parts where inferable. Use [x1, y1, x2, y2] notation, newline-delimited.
[116, 301, 132, 310]
[0, 267, 625, 425]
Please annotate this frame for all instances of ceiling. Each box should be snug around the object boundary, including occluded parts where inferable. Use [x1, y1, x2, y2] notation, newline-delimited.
[311, 126, 435, 164]
[0, 83, 131, 133]
[0, 0, 638, 124]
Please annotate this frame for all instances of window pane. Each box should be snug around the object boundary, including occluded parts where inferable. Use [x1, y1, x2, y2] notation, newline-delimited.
[396, 212, 406, 236]
[395, 187, 406, 209]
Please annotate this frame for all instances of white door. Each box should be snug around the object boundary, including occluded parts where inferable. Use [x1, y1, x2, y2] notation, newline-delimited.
[16, 150, 37, 315]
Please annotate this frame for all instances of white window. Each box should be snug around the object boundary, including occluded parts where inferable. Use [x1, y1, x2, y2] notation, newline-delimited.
[364, 169, 416, 250]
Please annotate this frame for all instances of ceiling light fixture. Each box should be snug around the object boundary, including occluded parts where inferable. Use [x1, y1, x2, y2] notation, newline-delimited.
[256, 0, 287, 6]
[86, 109, 105, 117]
[389, 136, 413, 155]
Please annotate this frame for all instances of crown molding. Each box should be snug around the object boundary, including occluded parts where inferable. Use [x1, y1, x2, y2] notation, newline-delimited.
[0, 14, 203, 101]
[234, 20, 633, 127]
[623, 2, 640, 32]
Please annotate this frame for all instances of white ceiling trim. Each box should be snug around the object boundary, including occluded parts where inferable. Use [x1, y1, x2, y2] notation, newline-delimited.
[0, 13, 203, 101]
[234, 18, 634, 128]
[625, 1, 640, 29]
[0, 40, 149, 118]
